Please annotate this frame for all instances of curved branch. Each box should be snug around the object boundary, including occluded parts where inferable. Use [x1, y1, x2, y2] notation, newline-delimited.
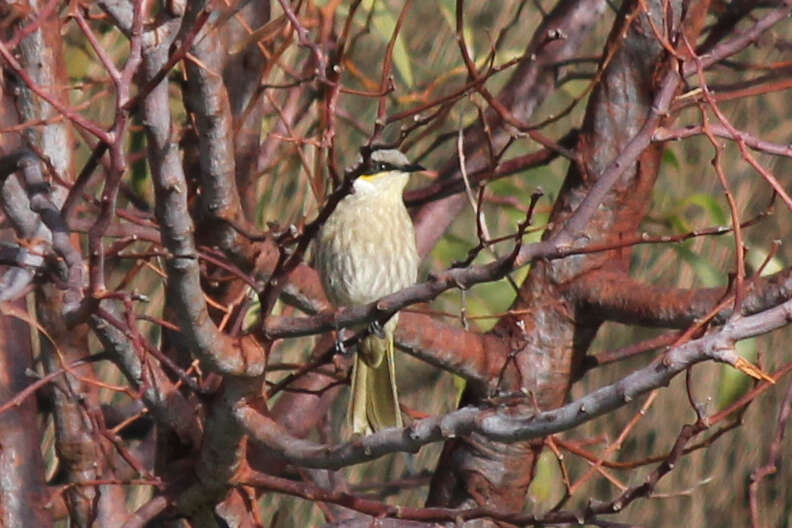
[572, 267, 792, 328]
[252, 243, 504, 385]
[413, 0, 607, 256]
[261, 0, 792, 351]
[396, 311, 509, 385]
[139, 14, 265, 377]
[260, 227, 686, 341]
[404, 131, 577, 208]
[259, 4, 686, 342]
[182, 16, 248, 258]
[242, 298, 792, 469]
[0, 151, 84, 314]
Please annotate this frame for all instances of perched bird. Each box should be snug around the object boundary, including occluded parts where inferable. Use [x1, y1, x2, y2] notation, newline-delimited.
[315, 149, 423, 435]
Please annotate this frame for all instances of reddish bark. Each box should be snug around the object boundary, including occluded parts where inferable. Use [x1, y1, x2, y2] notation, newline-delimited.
[427, 0, 711, 513]
[1, 1, 792, 526]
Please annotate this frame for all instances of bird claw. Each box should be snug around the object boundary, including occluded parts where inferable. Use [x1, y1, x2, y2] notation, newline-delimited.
[368, 320, 385, 339]
[334, 330, 351, 355]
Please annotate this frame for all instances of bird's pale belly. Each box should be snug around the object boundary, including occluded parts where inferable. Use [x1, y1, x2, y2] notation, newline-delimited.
[316, 198, 418, 308]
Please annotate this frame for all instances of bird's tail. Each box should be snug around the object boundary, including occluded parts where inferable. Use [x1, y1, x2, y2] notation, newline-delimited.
[349, 333, 402, 435]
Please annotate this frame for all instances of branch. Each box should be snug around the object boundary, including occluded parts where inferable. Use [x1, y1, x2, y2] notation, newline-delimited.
[653, 124, 792, 158]
[404, 130, 577, 208]
[90, 302, 201, 448]
[0, 151, 85, 316]
[0, 299, 52, 526]
[749, 378, 792, 528]
[555, 0, 792, 244]
[182, 13, 248, 258]
[264, 208, 748, 341]
[412, 0, 607, 256]
[572, 267, 792, 328]
[396, 311, 509, 385]
[139, 14, 266, 377]
[242, 298, 792, 469]
[0, 41, 110, 142]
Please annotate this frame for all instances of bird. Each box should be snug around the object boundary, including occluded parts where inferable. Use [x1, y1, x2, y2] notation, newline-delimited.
[314, 148, 423, 435]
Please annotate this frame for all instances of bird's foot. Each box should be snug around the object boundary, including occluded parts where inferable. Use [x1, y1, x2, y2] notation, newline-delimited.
[368, 319, 385, 339]
[334, 329, 352, 355]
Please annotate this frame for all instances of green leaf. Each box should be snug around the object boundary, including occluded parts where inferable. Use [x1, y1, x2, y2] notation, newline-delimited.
[662, 148, 680, 170]
[528, 451, 563, 505]
[746, 248, 784, 276]
[431, 232, 474, 264]
[243, 290, 262, 332]
[682, 193, 728, 226]
[452, 374, 466, 407]
[674, 244, 723, 287]
[560, 79, 589, 99]
[666, 213, 692, 234]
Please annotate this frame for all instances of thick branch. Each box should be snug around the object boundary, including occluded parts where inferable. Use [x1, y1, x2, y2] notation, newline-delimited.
[572, 267, 792, 328]
[241, 298, 792, 469]
[182, 14, 248, 258]
[139, 15, 265, 377]
[396, 311, 509, 385]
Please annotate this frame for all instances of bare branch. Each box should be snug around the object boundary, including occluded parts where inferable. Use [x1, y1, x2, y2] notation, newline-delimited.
[243, 298, 792, 469]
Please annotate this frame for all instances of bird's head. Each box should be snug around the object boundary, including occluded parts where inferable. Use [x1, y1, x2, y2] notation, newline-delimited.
[352, 149, 424, 195]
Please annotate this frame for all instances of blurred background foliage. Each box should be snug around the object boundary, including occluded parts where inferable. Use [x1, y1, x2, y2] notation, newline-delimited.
[42, 0, 792, 525]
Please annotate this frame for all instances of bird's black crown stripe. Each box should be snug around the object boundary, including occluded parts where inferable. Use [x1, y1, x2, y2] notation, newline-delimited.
[362, 160, 398, 173]
[361, 159, 425, 174]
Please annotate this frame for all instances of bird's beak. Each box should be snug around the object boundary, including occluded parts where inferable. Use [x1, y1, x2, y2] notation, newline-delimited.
[404, 163, 425, 173]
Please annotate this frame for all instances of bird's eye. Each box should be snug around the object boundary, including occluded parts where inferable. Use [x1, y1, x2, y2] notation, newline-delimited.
[376, 162, 388, 171]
